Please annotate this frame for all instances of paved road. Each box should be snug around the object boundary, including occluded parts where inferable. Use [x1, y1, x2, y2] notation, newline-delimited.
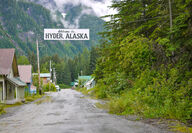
[0, 89, 169, 133]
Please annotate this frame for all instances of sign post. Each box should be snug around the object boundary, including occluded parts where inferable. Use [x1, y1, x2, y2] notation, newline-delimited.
[44, 29, 90, 41]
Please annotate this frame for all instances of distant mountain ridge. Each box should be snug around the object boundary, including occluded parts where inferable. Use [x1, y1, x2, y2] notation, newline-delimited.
[0, 0, 104, 57]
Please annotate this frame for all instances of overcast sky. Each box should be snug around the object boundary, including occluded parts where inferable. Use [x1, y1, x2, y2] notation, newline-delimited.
[54, 0, 117, 18]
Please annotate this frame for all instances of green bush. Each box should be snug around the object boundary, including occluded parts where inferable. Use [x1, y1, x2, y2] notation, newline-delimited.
[78, 79, 87, 87]
[25, 94, 42, 102]
[107, 68, 192, 122]
[89, 83, 108, 99]
[42, 83, 56, 92]
[59, 84, 71, 89]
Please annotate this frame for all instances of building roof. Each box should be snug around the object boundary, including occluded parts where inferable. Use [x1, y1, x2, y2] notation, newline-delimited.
[7, 77, 26, 86]
[18, 65, 32, 83]
[0, 49, 15, 75]
[78, 76, 92, 80]
[85, 78, 95, 86]
[33, 73, 51, 78]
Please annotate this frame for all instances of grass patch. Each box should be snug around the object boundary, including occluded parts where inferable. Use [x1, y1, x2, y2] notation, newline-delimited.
[170, 122, 192, 133]
[95, 102, 109, 110]
[25, 94, 43, 103]
[59, 84, 71, 89]
[78, 87, 89, 95]
[4, 102, 23, 108]
[0, 104, 5, 115]
[76, 87, 100, 99]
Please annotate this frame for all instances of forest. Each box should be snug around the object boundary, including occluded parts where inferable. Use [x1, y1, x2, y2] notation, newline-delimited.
[17, 46, 99, 86]
[90, 0, 192, 124]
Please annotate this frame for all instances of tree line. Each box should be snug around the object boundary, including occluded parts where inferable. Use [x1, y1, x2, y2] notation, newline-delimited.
[17, 47, 99, 86]
[92, 0, 192, 123]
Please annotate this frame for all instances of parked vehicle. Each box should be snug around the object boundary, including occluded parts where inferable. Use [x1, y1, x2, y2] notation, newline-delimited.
[55, 85, 60, 91]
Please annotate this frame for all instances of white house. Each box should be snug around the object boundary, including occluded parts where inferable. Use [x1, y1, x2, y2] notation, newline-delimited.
[85, 78, 95, 90]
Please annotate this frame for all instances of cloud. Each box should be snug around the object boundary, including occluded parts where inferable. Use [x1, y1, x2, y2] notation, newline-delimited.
[30, 0, 117, 27]
[54, 0, 117, 19]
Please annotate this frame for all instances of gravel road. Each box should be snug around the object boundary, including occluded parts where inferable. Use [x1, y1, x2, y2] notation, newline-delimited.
[0, 89, 170, 133]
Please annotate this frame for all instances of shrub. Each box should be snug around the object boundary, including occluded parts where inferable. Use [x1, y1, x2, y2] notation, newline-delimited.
[42, 83, 56, 92]
[107, 68, 192, 122]
[59, 84, 71, 89]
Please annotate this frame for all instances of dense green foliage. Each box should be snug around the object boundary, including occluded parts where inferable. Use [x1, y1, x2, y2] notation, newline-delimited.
[32, 75, 43, 89]
[58, 84, 71, 89]
[17, 56, 30, 65]
[42, 83, 56, 92]
[36, 47, 98, 86]
[93, 0, 192, 123]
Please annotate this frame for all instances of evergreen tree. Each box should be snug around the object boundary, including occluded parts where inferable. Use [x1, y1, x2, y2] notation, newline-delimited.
[89, 47, 99, 74]
[17, 56, 30, 65]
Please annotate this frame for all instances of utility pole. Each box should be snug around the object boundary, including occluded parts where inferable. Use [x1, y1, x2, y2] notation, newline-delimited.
[49, 60, 52, 91]
[36, 39, 41, 95]
[81, 70, 83, 76]
[53, 68, 56, 85]
[50, 60, 52, 75]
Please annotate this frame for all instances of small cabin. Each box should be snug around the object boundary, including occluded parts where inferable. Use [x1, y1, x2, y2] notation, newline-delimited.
[0, 49, 26, 104]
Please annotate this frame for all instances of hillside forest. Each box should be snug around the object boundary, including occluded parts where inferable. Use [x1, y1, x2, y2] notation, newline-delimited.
[90, 0, 192, 124]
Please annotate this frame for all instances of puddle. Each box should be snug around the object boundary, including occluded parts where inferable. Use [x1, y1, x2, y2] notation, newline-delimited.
[47, 112, 61, 116]
[44, 121, 65, 126]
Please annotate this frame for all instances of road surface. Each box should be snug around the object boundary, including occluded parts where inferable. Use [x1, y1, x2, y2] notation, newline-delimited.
[0, 89, 170, 133]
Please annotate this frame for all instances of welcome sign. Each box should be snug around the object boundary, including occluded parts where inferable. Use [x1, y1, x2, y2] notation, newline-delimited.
[44, 29, 90, 40]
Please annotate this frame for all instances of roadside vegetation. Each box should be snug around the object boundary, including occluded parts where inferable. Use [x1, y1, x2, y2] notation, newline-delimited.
[76, 0, 192, 132]
[42, 83, 57, 92]
[0, 104, 5, 115]
[25, 95, 43, 103]
[59, 84, 71, 89]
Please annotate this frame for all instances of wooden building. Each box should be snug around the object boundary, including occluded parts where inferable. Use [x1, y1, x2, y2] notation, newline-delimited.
[0, 49, 26, 104]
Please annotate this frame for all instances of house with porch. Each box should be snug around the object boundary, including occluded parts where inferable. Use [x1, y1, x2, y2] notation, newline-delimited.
[78, 76, 92, 87]
[0, 49, 26, 104]
[18, 65, 34, 93]
[32, 73, 51, 85]
[85, 78, 95, 90]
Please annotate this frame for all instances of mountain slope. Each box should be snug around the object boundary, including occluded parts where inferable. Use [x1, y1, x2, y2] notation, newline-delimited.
[0, 0, 104, 57]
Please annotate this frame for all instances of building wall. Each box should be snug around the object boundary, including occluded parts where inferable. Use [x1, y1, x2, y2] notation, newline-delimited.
[6, 81, 15, 100]
[16, 87, 25, 100]
[42, 78, 48, 85]
[0, 76, 5, 102]
[8, 69, 14, 78]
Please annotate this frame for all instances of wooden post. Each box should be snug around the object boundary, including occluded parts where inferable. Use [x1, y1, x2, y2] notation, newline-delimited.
[49, 60, 52, 91]
[36, 39, 41, 95]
